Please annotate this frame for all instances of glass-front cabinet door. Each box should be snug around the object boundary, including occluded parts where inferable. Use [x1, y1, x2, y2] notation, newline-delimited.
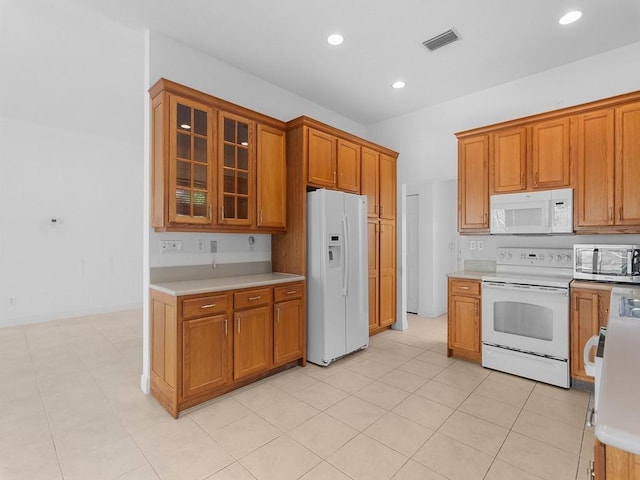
[168, 95, 214, 224]
[218, 112, 255, 225]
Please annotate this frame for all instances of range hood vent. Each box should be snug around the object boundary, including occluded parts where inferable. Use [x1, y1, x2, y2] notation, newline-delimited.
[423, 29, 459, 51]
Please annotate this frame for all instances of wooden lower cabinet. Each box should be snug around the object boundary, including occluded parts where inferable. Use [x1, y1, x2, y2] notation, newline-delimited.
[570, 282, 611, 384]
[368, 219, 396, 333]
[182, 314, 232, 400]
[150, 281, 305, 417]
[594, 440, 640, 480]
[233, 305, 272, 380]
[274, 298, 304, 365]
[447, 277, 481, 362]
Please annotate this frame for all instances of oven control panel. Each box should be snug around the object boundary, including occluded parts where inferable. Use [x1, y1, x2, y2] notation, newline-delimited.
[497, 248, 573, 268]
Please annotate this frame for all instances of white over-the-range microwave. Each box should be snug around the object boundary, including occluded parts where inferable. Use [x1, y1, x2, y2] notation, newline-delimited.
[490, 188, 573, 235]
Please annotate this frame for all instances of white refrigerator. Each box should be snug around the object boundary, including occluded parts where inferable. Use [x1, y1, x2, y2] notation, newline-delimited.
[306, 189, 369, 366]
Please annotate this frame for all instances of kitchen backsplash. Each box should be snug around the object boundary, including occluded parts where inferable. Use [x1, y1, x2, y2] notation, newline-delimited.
[149, 230, 271, 268]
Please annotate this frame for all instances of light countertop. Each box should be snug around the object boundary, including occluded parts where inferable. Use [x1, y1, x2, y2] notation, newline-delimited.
[447, 271, 487, 281]
[150, 272, 305, 296]
[596, 285, 640, 455]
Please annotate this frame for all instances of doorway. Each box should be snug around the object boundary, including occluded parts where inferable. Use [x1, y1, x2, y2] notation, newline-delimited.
[406, 194, 419, 314]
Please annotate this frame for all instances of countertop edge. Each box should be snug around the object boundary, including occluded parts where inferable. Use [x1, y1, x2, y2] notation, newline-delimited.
[150, 273, 305, 296]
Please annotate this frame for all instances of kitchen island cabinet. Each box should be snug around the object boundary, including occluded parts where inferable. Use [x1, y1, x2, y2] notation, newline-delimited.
[150, 275, 304, 417]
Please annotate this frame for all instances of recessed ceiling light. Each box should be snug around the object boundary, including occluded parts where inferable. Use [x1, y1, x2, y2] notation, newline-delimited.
[559, 10, 582, 25]
[327, 33, 344, 46]
[391, 80, 406, 89]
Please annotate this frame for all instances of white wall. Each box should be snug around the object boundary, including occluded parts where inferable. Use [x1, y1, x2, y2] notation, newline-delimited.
[0, 1, 144, 326]
[366, 41, 640, 319]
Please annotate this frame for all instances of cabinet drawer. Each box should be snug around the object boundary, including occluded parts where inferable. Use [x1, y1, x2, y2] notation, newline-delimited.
[450, 279, 481, 296]
[183, 293, 231, 319]
[274, 283, 303, 302]
[235, 287, 272, 309]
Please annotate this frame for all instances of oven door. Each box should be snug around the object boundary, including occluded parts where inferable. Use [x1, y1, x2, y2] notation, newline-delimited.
[482, 281, 569, 359]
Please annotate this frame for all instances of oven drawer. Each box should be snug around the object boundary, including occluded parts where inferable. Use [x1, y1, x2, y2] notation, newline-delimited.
[450, 279, 481, 296]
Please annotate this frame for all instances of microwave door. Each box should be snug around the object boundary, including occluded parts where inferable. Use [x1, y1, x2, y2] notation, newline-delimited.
[491, 199, 550, 234]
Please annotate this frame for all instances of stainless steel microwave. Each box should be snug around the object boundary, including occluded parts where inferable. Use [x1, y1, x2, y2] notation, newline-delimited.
[574, 244, 640, 283]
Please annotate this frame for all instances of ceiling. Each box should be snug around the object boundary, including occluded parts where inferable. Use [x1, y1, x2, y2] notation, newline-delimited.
[75, 0, 640, 126]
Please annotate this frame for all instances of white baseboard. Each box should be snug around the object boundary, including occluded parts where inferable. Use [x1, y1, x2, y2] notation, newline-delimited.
[140, 373, 150, 394]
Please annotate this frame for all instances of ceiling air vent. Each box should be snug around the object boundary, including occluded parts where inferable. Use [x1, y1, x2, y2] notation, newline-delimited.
[422, 29, 459, 51]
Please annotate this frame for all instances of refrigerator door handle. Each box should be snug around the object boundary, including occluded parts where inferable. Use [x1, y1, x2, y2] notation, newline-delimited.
[342, 213, 350, 297]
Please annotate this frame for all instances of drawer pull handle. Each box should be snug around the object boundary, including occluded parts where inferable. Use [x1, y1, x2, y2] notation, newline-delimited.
[248, 296, 261, 301]
[200, 303, 217, 309]
[277, 308, 280, 323]
[286, 291, 297, 295]
[459, 286, 470, 290]
[224, 319, 228, 336]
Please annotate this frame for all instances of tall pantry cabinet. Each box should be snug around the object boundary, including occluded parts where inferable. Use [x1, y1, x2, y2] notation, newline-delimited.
[272, 116, 398, 335]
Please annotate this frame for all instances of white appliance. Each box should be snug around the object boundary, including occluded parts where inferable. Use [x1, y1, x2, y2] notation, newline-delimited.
[306, 189, 369, 366]
[482, 247, 573, 388]
[490, 188, 573, 234]
[574, 244, 640, 284]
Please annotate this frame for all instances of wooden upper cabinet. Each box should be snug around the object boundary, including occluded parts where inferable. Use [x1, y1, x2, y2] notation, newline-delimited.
[361, 147, 380, 217]
[149, 79, 287, 233]
[379, 153, 396, 220]
[491, 127, 527, 193]
[218, 112, 255, 226]
[167, 95, 216, 225]
[257, 124, 286, 229]
[307, 128, 337, 188]
[575, 109, 615, 228]
[531, 117, 572, 189]
[458, 135, 489, 232]
[615, 101, 640, 226]
[337, 139, 361, 192]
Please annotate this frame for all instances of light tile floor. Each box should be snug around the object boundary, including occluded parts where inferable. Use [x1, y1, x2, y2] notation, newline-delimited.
[0, 311, 594, 480]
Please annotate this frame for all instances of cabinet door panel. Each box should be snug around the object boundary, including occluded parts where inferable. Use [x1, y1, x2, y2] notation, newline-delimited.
[274, 299, 303, 366]
[458, 135, 489, 231]
[576, 109, 615, 227]
[182, 315, 230, 399]
[361, 147, 379, 217]
[379, 221, 395, 327]
[491, 127, 527, 193]
[307, 129, 336, 187]
[531, 117, 571, 189]
[449, 295, 480, 353]
[218, 112, 255, 225]
[615, 101, 640, 225]
[368, 220, 380, 331]
[379, 153, 396, 220]
[257, 125, 286, 228]
[234, 306, 271, 380]
[337, 139, 361, 192]
[570, 290, 599, 382]
[168, 95, 215, 225]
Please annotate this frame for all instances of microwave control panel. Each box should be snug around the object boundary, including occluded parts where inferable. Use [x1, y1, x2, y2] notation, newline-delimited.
[497, 248, 573, 268]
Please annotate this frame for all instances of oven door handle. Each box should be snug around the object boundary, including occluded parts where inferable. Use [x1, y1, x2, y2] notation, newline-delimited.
[482, 282, 568, 295]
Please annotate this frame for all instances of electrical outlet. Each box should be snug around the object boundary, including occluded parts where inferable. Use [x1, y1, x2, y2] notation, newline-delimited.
[160, 240, 183, 253]
[470, 240, 477, 251]
[197, 240, 206, 253]
[477, 241, 484, 251]
[210, 240, 217, 253]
